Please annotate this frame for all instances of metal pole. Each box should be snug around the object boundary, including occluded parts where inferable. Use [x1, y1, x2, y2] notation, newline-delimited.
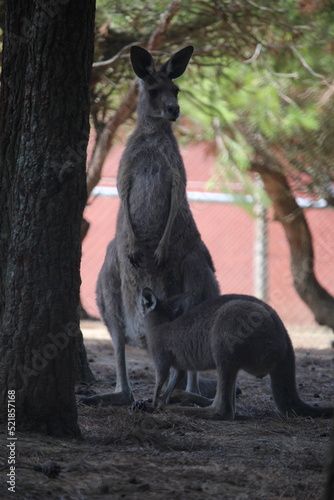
[254, 189, 268, 302]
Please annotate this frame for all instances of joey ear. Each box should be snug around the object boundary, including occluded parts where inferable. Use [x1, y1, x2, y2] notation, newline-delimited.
[160, 46, 194, 79]
[130, 46, 156, 80]
[140, 287, 157, 316]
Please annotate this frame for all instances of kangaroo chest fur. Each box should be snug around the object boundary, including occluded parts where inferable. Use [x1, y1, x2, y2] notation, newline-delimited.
[118, 125, 186, 245]
[114, 121, 200, 348]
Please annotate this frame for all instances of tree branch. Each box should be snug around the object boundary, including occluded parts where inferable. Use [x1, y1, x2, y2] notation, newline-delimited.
[92, 43, 135, 69]
[251, 163, 334, 331]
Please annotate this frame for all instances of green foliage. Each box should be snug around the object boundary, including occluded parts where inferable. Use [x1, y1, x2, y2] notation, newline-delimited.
[178, 7, 334, 200]
[91, 0, 334, 202]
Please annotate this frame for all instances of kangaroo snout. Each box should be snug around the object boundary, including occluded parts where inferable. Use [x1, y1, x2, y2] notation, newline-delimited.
[166, 103, 180, 121]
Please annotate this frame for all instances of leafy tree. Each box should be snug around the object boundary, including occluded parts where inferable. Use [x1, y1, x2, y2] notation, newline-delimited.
[0, 0, 95, 436]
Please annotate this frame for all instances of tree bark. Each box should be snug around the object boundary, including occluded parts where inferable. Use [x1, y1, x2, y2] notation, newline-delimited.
[325, 420, 334, 500]
[0, 0, 95, 436]
[251, 165, 334, 331]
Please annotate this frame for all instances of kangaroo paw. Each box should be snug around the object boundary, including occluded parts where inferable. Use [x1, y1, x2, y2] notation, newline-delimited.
[153, 245, 168, 269]
[128, 250, 145, 268]
[131, 398, 155, 413]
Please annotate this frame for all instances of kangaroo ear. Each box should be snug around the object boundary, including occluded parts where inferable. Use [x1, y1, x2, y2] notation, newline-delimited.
[140, 288, 157, 316]
[130, 46, 156, 79]
[160, 46, 194, 79]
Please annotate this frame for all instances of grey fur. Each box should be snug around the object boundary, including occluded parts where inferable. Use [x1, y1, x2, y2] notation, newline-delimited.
[141, 288, 334, 420]
[80, 46, 220, 406]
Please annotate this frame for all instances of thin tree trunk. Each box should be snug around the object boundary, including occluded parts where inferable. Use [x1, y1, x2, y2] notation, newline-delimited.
[0, 0, 95, 436]
[324, 420, 334, 500]
[251, 165, 334, 331]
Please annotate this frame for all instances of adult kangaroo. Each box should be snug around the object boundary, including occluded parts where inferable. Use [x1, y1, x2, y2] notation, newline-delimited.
[140, 288, 334, 420]
[81, 46, 220, 406]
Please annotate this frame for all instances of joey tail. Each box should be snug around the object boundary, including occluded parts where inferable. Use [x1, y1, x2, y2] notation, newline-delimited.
[270, 336, 333, 418]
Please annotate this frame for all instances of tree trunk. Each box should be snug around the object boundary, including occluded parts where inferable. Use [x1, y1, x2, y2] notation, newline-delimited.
[325, 420, 334, 500]
[251, 165, 334, 331]
[0, 0, 95, 436]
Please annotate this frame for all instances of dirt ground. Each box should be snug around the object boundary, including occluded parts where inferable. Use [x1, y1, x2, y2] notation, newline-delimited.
[1, 320, 333, 500]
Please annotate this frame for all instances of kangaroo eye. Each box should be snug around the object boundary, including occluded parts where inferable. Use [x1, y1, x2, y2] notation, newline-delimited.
[149, 89, 158, 98]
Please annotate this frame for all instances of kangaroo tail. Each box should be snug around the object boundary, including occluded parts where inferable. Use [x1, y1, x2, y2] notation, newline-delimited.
[270, 335, 333, 419]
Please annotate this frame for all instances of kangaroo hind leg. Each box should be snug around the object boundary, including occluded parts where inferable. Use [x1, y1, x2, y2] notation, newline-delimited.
[166, 365, 237, 421]
[78, 241, 134, 407]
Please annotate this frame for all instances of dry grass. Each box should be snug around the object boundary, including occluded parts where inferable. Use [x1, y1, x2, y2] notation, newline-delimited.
[0, 321, 333, 499]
